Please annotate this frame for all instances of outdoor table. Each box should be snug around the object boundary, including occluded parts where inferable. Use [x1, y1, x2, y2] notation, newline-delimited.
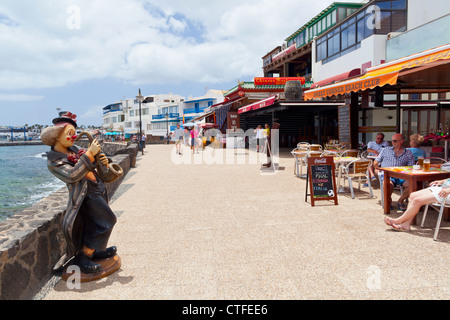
[334, 156, 359, 192]
[379, 165, 450, 224]
[292, 150, 322, 177]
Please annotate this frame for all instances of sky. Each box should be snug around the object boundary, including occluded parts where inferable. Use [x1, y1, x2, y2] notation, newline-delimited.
[0, 0, 364, 127]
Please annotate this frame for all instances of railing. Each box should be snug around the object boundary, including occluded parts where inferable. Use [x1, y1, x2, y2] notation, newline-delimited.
[152, 113, 179, 120]
[183, 107, 207, 114]
[103, 109, 123, 115]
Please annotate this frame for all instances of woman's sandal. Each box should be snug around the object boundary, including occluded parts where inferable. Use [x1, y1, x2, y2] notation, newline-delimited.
[392, 223, 410, 232]
[384, 217, 394, 227]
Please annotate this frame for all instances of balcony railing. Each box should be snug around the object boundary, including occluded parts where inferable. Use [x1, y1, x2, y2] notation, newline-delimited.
[152, 113, 179, 120]
[183, 107, 207, 114]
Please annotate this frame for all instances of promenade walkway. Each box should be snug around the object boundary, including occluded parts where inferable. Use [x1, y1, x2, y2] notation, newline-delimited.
[44, 145, 450, 300]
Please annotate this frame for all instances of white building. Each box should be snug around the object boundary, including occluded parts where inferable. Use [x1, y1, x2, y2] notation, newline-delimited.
[102, 93, 184, 139]
[150, 89, 225, 137]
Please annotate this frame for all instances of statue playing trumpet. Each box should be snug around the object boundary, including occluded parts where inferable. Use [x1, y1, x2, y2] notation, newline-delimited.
[41, 112, 121, 277]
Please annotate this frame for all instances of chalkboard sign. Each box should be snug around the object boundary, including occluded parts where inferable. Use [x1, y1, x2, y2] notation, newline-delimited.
[306, 156, 338, 206]
[338, 105, 350, 145]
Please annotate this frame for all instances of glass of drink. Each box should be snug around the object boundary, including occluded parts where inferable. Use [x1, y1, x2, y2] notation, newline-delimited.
[423, 158, 431, 172]
[418, 156, 424, 168]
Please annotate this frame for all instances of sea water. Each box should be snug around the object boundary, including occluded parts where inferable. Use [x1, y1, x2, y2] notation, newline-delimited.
[0, 145, 65, 222]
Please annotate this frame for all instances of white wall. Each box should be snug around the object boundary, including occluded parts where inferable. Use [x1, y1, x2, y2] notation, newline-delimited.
[359, 108, 397, 143]
[407, 0, 450, 30]
[313, 34, 387, 83]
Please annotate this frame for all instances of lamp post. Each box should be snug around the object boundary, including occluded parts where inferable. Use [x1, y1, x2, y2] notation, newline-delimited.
[136, 89, 144, 155]
[165, 112, 169, 144]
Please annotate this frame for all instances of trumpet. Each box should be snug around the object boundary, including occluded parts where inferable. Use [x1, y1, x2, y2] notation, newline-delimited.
[74, 131, 124, 183]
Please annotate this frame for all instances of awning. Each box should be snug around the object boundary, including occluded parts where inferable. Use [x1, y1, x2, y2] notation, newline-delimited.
[238, 96, 277, 114]
[304, 71, 399, 100]
[190, 111, 215, 122]
[310, 68, 361, 89]
[304, 44, 450, 100]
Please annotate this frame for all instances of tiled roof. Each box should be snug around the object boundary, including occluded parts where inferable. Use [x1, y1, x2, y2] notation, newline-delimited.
[225, 81, 314, 96]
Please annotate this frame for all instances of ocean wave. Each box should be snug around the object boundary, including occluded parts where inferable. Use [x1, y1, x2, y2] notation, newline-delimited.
[28, 153, 47, 159]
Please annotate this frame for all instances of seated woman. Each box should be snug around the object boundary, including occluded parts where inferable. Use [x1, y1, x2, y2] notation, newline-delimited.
[384, 178, 450, 231]
[406, 133, 426, 161]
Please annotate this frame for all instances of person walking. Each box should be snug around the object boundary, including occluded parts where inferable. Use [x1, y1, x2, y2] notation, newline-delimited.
[174, 123, 184, 155]
[190, 127, 199, 153]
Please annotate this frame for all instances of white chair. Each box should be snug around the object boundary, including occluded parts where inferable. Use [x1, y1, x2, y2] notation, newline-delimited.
[341, 158, 373, 199]
[309, 144, 323, 151]
[421, 194, 449, 241]
[341, 149, 360, 157]
[291, 148, 308, 177]
[297, 142, 310, 150]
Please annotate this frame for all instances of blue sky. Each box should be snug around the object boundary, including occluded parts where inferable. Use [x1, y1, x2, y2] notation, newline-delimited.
[0, 0, 363, 127]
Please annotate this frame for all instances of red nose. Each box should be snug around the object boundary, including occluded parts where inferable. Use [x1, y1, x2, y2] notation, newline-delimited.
[72, 135, 78, 140]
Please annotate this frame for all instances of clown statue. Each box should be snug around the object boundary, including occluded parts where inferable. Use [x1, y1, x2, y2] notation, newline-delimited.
[41, 112, 120, 279]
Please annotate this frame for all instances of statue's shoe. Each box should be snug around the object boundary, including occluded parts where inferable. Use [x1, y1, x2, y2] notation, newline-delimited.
[73, 252, 101, 274]
[93, 246, 117, 260]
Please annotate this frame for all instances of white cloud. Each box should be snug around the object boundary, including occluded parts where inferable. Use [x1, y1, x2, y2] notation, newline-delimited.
[0, 0, 364, 91]
[0, 93, 44, 102]
[167, 16, 187, 33]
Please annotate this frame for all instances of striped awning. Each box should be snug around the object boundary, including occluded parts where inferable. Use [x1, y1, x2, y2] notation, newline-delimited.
[304, 44, 450, 100]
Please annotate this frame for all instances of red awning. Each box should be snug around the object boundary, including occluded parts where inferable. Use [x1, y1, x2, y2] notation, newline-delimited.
[199, 123, 219, 129]
[311, 68, 361, 89]
[238, 96, 277, 114]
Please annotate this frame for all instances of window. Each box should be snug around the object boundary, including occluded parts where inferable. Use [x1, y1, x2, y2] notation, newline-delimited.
[316, 0, 407, 64]
[357, 18, 365, 42]
[327, 13, 332, 27]
[341, 27, 348, 49]
[327, 33, 340, 57]
[392, 0, 406, 9]
[331, 10, 336, 25]
[338, 7, 346, 22]
[347, 23, 356, 47]
[391, 10, 407, 32]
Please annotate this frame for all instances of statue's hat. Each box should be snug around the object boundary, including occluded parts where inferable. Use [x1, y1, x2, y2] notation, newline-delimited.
[52, 112, 77, 128]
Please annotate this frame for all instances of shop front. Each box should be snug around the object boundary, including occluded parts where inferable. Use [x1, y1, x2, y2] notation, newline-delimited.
[304, 44, 450, 150]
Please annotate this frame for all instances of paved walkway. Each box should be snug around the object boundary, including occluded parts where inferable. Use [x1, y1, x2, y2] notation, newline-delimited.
[44, 145, 450, 300]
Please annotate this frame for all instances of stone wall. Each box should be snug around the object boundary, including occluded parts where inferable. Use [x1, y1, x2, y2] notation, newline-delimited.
[0, 143, 138, 300]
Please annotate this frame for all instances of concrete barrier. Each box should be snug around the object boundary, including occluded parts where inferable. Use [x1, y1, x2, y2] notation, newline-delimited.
[0, 143, 138, 300]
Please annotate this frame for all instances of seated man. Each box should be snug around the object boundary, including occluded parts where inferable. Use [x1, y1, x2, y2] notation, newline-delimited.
[374, 133, 415, 211]
[367, 133, 389, 156]
[366, 133, 389, 182]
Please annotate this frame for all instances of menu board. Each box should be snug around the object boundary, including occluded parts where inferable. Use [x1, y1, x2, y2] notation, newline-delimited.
[338, 105, 350, 144]
[306, 156, 338, 206]
[227, 112, 240, 131]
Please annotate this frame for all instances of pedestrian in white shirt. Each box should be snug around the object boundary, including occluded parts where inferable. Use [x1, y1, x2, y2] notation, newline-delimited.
[254, 125, 264, 153]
